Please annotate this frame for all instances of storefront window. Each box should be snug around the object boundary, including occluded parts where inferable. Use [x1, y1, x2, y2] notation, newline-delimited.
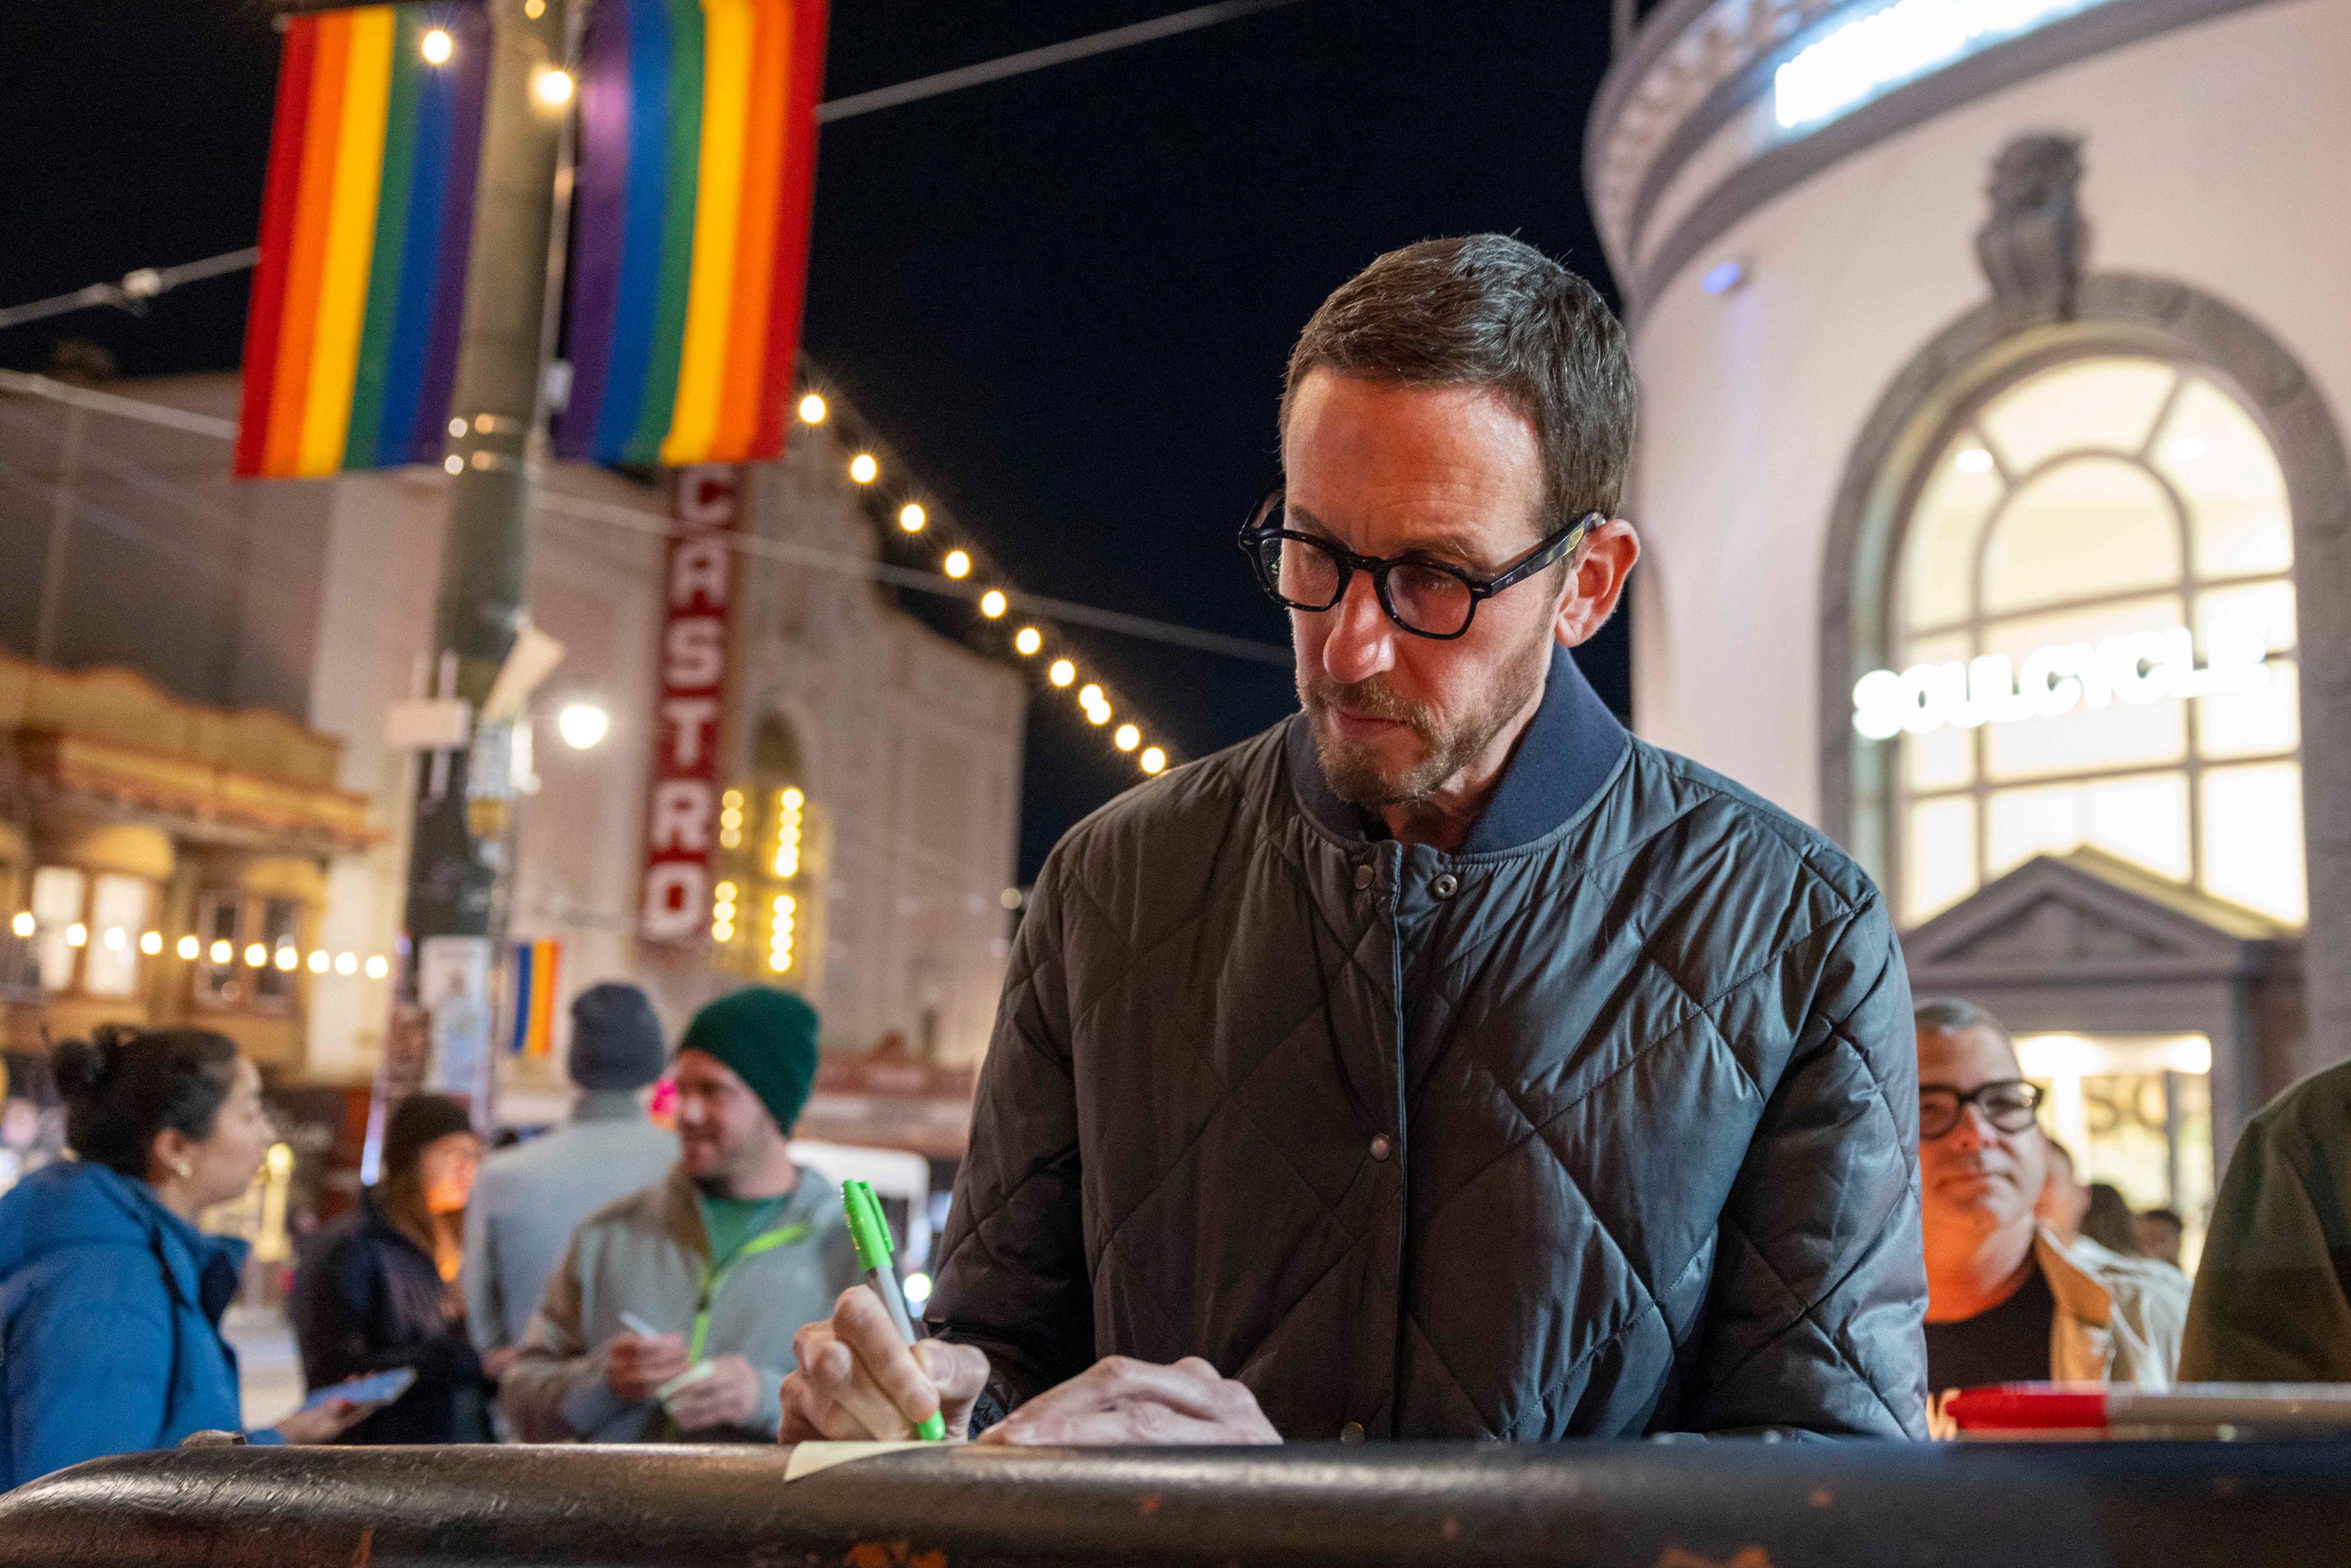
[1884, 356, 2302, 926]
[2018, 1032, 2214, 1271]
[195, 891, 302, 1013]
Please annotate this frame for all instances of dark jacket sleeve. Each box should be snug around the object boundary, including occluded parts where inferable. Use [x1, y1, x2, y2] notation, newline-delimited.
[291, 1229, 479, 1394]
[925, 852, 1094, 1414]
[1682, 891, 1930, 1439]
[2180, 1079, 2351, 1382]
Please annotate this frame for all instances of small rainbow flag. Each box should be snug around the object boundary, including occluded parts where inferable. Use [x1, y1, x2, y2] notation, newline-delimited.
[509, 939, 561, 1057]
[555, 0, 829, 467]
[235, 4, 489, 478]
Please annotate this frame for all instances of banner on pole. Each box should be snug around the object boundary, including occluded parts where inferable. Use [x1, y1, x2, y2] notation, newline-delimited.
[556, 0, 831, 467]
[235, 3, 490, 478]
[509, 938, 561, 1056]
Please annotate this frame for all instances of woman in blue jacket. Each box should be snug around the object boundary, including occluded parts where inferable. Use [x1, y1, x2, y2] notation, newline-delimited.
[0, 1027, 364, 1488]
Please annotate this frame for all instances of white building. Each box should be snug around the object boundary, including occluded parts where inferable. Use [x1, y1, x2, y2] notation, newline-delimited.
[1591, 0, 2351, 1247]
[0, 369, 1023, 1111]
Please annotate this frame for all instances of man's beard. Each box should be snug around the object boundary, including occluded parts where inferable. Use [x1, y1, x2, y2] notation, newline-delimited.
[1299, 627, 1551, 810]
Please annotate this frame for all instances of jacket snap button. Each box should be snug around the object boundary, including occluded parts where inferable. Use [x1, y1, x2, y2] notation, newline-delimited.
[1340, 1420, 1366, 1444]
[1353, 863, 1374, 890]
[1369, 1134, 1392, 1162]
[1431, 872, 1459, 899]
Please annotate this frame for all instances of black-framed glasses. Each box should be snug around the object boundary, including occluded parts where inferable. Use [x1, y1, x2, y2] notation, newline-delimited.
[1237, 484, 1599, 640]
[1918, 1079, 2045, 1140]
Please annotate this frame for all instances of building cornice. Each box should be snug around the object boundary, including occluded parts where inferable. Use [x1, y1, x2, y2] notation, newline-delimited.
[1586, 0, 2282, 315]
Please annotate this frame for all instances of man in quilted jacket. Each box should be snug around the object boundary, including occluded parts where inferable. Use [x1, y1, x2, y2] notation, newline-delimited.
[782, 234, 1929, 1444]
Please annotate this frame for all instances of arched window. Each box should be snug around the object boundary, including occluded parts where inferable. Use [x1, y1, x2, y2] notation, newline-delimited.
[1873, 355, 2303, 927]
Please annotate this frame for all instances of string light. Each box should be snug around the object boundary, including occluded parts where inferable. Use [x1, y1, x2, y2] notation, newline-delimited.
[1014, 627, 1042, 655]
[420, 28, 453, 64]
[102, 927, 126, 950]
[176, 934, 200, 960]
[720, 787, 744, 849]
[8, 912, 29, 939]
[980, 590, 1007, 618]
[1114, 724, 1140, 752]
[307, 950, 330, 974]
[774, 787, 804, 877]
[211, 939, 233, 964]
[943, 550, 971, 579]
[365, 955, 391, 980]
[770, 893, 796, 973]
[275, 947, 299, 972]
[534, 68, 574, 106]
[1078, 683, 1104, 708]
[898, 503, 926, 533]
[1049, 659, 1075, 687]
[713, 879, 738, 943]
[139, 930, 162, 955]
[849, 453, 879, 484]
[66, 924, 86, 948]
[798, 392, 828, 424]
[244, 942, 267, 967]
[336, 951, 358, 975]
[1141, 747, 1167, 774]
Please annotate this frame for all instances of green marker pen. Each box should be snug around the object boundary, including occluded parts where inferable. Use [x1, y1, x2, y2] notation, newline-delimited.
[841, 1178, 947, 1442]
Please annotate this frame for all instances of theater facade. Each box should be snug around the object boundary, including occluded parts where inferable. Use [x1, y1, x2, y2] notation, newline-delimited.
[1591, 0, 2351, 1253]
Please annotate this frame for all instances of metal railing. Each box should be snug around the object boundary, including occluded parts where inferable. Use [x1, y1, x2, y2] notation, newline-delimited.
[4, 1437, 2349, 1566]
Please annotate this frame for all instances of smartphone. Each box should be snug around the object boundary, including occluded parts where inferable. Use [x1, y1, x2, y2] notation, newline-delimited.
[302, 1366, 418, 1412]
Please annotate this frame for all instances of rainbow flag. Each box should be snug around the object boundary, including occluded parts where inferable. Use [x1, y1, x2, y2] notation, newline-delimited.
[235, 4, 490, 478]
[555, 0, 829, 467]
[509, 939, 561, 1057]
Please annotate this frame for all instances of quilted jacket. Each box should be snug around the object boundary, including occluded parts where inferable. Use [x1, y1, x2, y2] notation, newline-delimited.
[929, 646, 1929, 1441]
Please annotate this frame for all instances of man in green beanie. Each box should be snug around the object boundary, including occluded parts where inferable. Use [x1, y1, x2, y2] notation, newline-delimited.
[502, 989, 861, 1442]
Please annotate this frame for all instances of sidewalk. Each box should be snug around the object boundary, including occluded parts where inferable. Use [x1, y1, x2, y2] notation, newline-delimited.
[222, 1303, 305, 1430]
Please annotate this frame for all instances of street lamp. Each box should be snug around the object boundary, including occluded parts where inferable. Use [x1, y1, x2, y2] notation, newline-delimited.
[558, 702, 610, 749]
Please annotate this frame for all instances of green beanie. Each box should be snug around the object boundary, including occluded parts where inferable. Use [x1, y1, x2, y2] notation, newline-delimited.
[678, 988, 820, 1135]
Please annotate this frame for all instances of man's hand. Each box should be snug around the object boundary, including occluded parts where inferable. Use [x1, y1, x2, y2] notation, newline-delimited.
[781, 1286, 990, 1441]
[976, 1357, 1280, 1446]
[481, 1345, 520, 1382]
[662, 1353, 762, 1433]
[607, 1331, 691, 1403]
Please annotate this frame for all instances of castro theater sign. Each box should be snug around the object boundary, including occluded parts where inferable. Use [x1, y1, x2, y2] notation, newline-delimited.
[1853, 621, 2270, 740]
[640, 466, 738, 942]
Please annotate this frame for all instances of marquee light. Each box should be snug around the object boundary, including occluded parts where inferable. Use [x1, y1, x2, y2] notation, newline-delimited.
[1853, 622, 2270, 739]
[8, 912, 30, 939]
[1775, 0, 2107, 130]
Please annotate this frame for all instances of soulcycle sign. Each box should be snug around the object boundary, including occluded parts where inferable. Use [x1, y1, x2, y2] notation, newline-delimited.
[1852, 622, 2270, 740]
[1775, 0, 2116, 130]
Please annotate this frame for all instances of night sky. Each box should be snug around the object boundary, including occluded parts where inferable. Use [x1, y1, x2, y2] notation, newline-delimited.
[0, 1, 1626, 881]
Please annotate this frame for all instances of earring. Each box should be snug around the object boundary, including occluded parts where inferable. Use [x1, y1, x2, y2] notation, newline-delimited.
[168, 1158, 193, 1180]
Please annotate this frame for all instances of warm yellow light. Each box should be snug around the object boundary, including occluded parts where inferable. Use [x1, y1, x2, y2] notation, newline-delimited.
[66, 924, 87, 948]
[798, 392, 828, 424]
[211, 939, 233, 964]
[1087, 705, 1111, 726]
[768, 953, 790, 973]
[1014, 627, 1042, 656]
[102, 927, 126, 951]
[364, 955, 391, 980]
[1048, 659, 1075, 688]
[716, 880, 738, 900]
[336, 951, 359, 975]
[849, 453, 879, 484]
[444, 455, 464, 475]
[266, 1141, 296, 1180]
[176, 934, 200, 961]
[980, 590, 1007, 618]
[1114, 724, 1141, 752]
[274, 947, 299, 972]
[244, 942, 267, 967]
[557, 702, 610, 749]
[534, 68, 574, 106]
[713, 921, 735, 942]
[420, 27, 453, 64]
[723, 788, 743, 807]
[1078, 683, 1104, 707]
[943, 550, 971, 579]
[523, 0, 545, 16]
[898, 503, 926, 533]
[8, 912, 31, 939]
[1141, 747, 1167, 774]
[307, 950, 329, 974]
[140, 930, 163, 956]
[782, 787, 804, 808]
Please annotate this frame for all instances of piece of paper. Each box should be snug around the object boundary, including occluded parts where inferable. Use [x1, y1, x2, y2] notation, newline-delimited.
[783, 1441, 934, 1481]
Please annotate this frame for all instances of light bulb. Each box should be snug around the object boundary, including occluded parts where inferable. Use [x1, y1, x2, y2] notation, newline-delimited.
[421, 28, 453, 64]
[1048, 659, 1075, 688]
[102, 926, 124, 950]
[8, 912, 31, 939]
[943, 550, 971, 579]
[558, 702, 610, 749]
[534, 68, 574, 107]
[1141, 747, 1167, 774]
[176, 934, 200, 960]
[336, 951, 358, 975]
[244, 942, 268, 967]
[798, 392, 828, 424]
[66, 924, 87, 948]
[211, 939, 233, 964]
[1013, 627, 1041, 655]
[365, 955, 391, 980]
[1114, 724, 1140, 752]
[140, 930, 163, 956]
[1078, 684, 1103, 707]
[307, 950, 330, 974]
[898, 503, 926, 532]
[849, 453, 878, 484]
[980, 590, 1007, 618]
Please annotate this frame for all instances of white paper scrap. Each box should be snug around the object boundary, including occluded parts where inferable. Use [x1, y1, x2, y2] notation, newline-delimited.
[783, 1441, 935, 1481]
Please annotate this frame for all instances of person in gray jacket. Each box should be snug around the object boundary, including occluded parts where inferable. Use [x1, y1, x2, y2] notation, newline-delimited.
[463, 983, 678, 1375]
[782, 235, 1929, 1447]
[502, 989, 860, 1441]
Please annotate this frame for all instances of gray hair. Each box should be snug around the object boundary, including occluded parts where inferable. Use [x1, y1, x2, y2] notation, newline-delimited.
[1913, 996, 2014, 1045]
[1281, 234, 1638, 527]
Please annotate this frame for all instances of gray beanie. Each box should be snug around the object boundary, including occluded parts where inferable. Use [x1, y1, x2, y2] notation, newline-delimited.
[568, 983, 666, 1091]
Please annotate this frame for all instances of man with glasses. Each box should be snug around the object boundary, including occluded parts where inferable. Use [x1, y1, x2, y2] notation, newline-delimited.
[781, 235, 1927, 1446]
[1917, 999, 2186, 1403]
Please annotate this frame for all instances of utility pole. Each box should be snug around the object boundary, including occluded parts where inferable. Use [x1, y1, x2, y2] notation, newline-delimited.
[388, 0, 572, 1135]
